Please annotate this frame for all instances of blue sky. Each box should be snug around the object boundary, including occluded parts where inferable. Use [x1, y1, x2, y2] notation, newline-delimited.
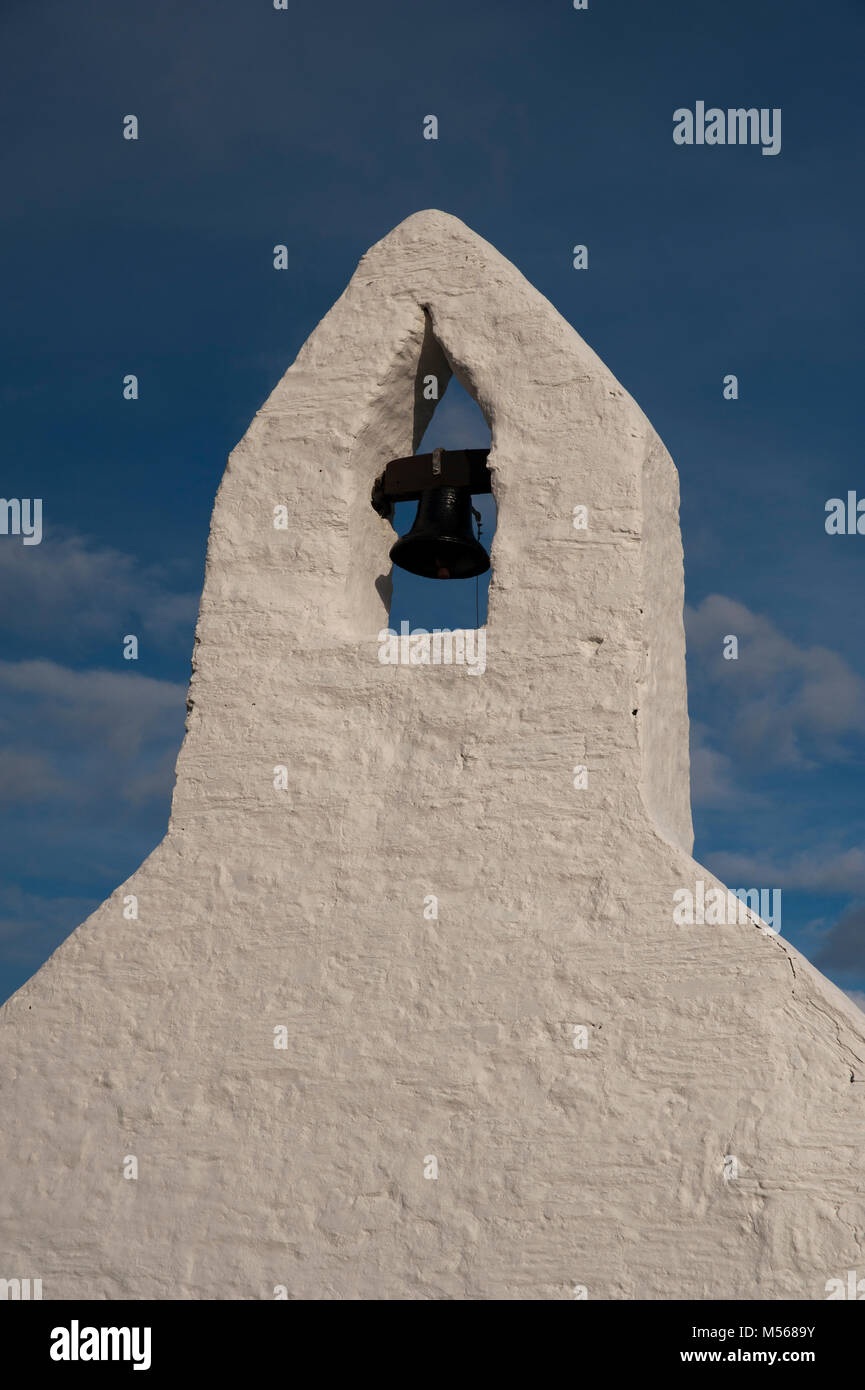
[1, 0, 864, 1004]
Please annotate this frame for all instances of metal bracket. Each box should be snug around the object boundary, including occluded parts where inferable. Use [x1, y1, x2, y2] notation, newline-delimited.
[371, 447, 492, 516]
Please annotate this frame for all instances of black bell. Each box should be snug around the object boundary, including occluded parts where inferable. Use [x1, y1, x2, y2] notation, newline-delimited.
[389, 485, 490, 580]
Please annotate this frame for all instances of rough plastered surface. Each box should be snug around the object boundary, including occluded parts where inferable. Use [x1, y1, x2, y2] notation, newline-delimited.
[2, 210, 864, 1301]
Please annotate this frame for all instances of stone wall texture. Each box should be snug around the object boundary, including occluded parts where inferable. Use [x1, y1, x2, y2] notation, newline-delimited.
[1, 211, 863, 1300]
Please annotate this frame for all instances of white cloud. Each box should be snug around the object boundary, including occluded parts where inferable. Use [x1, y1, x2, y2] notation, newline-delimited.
[0, 530, 198, 652]
[705, 847, 865, 898]
[0, 659, 185, 809]
[686, 595, 865, 769]
[689, 720, 762, 809]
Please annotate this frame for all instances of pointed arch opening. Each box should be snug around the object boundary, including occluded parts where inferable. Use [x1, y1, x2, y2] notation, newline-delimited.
[383, 377, 496, 632]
